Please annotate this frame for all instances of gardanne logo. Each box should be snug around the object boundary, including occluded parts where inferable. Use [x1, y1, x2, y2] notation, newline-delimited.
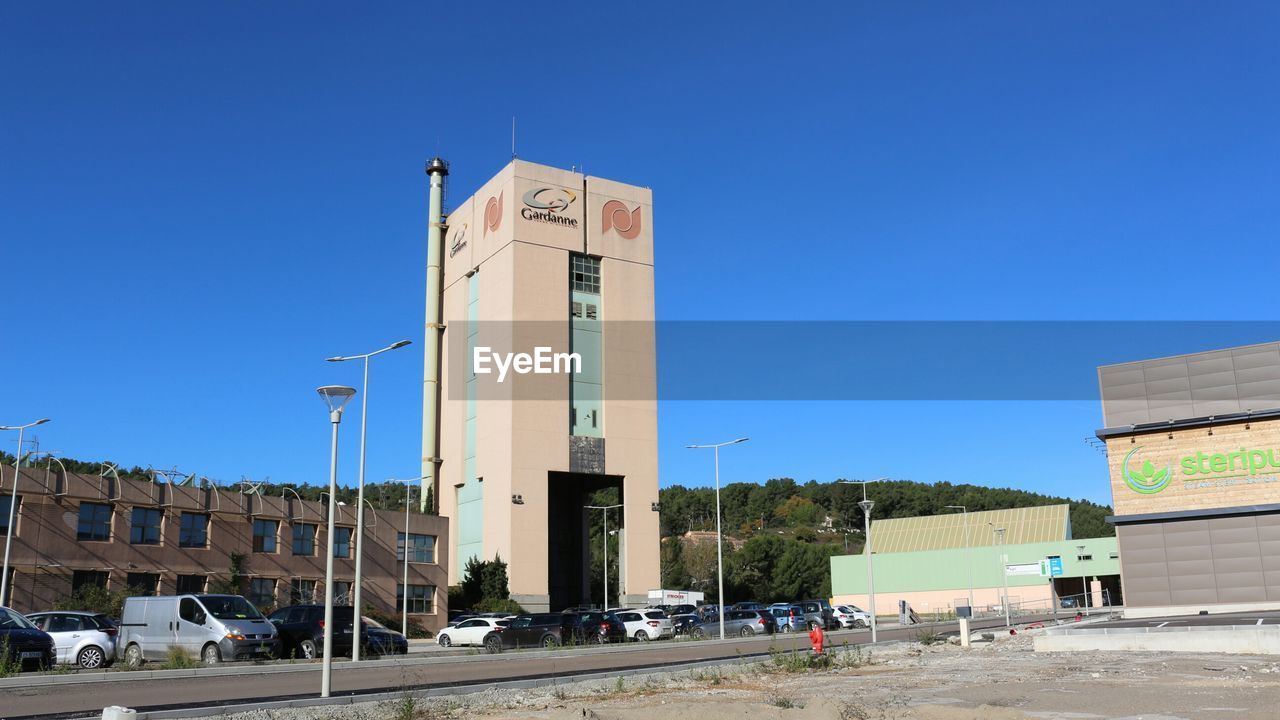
[521, 187, 579, 228]
[1122, 447, 1172, 495]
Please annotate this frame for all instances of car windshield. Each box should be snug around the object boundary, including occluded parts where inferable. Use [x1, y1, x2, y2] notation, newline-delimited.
[362, 616, 386, 629]
[510, 616, 532, 628]
[200, 596, 263, 620]
[0, 608, 39, 630]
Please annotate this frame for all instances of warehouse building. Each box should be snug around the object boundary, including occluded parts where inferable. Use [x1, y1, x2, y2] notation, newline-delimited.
[830, 505, 1121, 615]
[0, 464, 447, 629]
[1098, 341, 1280, 617]
[424, 159, 660, 611]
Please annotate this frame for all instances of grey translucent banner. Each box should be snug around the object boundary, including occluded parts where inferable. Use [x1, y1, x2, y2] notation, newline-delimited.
[442, 321, 1280, 401]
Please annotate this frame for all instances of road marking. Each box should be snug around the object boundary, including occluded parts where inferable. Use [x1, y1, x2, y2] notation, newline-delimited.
[1156, 622, 1170, 628]
[1257, 619, 1264, 626]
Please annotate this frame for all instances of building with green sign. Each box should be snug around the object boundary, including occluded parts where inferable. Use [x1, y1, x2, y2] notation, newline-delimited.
[830, 505, 1121, 616]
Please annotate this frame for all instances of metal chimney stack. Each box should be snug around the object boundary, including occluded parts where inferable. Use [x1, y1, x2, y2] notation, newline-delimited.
[422, 157, 448, 511]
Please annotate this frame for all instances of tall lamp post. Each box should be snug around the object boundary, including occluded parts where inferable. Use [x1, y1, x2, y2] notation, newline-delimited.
[1, 418, 50, 606]
[993, 525, 1009, 627]
[585, 504, 623, 609]
[686, 437, 748, 641]
[838, 478, 885, 643]
[943, 505, 973, 611]
[389, 475, 430, 637]
[327, 339, 412, 661]
[316, 386, 356, 699]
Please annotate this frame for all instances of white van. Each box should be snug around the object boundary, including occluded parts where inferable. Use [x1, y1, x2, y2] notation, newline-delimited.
[117, 594, 280, 666]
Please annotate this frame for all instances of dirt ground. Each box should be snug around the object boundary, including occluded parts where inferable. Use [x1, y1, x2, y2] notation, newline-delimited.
[231, 630, 1280, 720]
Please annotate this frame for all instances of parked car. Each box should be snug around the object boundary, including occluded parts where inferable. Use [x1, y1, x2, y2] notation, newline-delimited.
[730, 601, 764, 611]
[444, 613, 478, 629]
[0, 606, 55, 670]
[437, 617, 511, 647]
[615, 609, 673, 641]
[798, 600, 839, 630]
[361, 616, 408, 656]
[118, 594, 279, 666]
[691, 609, 776, 638]
[767, 604, 805, 633]
[26, 611, 117, 669]
[833, 605, 870, 629]
[671, 613, 701, 636]
[560, 611, 627, 644]
[665, 604, 698, 617]
[482, 613, 564, 652]
[266, 605, 357, 659]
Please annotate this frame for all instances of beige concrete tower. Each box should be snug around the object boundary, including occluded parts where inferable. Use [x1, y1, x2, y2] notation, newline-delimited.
[429, 160, 659, 611]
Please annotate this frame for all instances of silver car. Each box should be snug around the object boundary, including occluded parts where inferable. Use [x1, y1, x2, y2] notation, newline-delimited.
[26, 611, 118, 669]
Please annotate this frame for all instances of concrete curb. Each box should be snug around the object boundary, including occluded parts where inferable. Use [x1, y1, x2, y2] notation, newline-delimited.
[1035, 625, 1280, 654]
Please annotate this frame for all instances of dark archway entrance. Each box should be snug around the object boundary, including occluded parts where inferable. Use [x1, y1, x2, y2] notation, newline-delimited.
[547, 471, 623, 610]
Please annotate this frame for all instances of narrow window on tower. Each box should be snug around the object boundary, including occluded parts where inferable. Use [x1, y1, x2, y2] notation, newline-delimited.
[570, 254, 603, 437]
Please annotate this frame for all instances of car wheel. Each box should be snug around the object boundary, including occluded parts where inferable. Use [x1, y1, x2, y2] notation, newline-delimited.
[201, 643, 222, 664]
[634, 630, 649, 642]
[438, 634, 452, 648]
[588, 633, 604, 645]
[124, 644, 143, 669]
[77, 645, 106, 669]
[691, 628, 706, 640]
[299, 639, 317, 659]
[541, 634, 560, 648]
[739, 626, 754, 637]
[855, 619, 868, 629]
[484, 635, 503, 654]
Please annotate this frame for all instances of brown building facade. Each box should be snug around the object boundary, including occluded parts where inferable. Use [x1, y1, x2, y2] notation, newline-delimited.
[1098, 341, 1280, 618]
[0, 464, 448, 631]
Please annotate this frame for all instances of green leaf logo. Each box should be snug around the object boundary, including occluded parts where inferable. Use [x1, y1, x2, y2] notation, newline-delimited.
[1122, 447, 1172, 495]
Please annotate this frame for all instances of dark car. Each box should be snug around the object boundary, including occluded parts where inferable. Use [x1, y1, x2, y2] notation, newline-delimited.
[560, 611, 626, 645]
[483, 613, 564, 652]
[665, 604, 698, 617]
[361, 616, 408, 656]
[731, 601, 764, 611]
[266, 605, 357, 659]
[0, 606, 56, 670]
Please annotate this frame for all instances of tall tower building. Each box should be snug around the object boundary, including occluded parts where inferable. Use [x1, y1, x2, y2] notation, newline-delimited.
[425, 159, 659, 611]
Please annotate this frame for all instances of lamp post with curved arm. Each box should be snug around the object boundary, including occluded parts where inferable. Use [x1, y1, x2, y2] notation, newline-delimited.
[326, 339, 411, 661]
[1, 418, 50, 605]
[685, 437, 748, 641]
[388, 475, 430, 636]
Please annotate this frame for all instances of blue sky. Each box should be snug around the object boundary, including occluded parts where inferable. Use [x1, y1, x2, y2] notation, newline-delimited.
[3, 2, 1279, 508]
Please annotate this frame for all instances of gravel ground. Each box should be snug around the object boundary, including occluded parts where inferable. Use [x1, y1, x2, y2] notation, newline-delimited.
[220, 630, 1280, 720]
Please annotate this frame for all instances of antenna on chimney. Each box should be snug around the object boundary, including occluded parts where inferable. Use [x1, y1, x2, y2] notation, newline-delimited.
[511, 116, 517, 160]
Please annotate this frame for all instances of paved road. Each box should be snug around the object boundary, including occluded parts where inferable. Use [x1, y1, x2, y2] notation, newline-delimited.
[0, 614, 1056, 720]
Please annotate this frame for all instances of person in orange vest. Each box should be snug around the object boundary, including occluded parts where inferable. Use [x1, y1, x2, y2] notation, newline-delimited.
[809, 623, 825, 654]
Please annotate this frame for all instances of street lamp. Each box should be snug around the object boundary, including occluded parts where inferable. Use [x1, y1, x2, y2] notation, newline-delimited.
[1, 418, 50, 605]
[992, 525, 1009, 627]
[327, 339, 412, 661]
[943, 505, 973, 611]
[585, 504, 623, 609]
[316, 386, 355, 699]
[389, 475, 430, 637]
[686, 437, 748, 641]
[838, 478, 885, 643]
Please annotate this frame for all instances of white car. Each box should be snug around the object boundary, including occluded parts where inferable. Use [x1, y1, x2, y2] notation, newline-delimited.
[615, 609, 673, 641]
[436, 617, 510, 647]
[833, 605, 870, 629]
[26, 611, 118, 669]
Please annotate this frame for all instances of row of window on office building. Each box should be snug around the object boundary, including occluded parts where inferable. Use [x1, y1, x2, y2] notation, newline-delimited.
[44, 568, 435, 614]
[0, 497, 436, 562]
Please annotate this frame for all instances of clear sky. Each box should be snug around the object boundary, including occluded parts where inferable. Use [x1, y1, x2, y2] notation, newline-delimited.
[4, 2, 1279, 508]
